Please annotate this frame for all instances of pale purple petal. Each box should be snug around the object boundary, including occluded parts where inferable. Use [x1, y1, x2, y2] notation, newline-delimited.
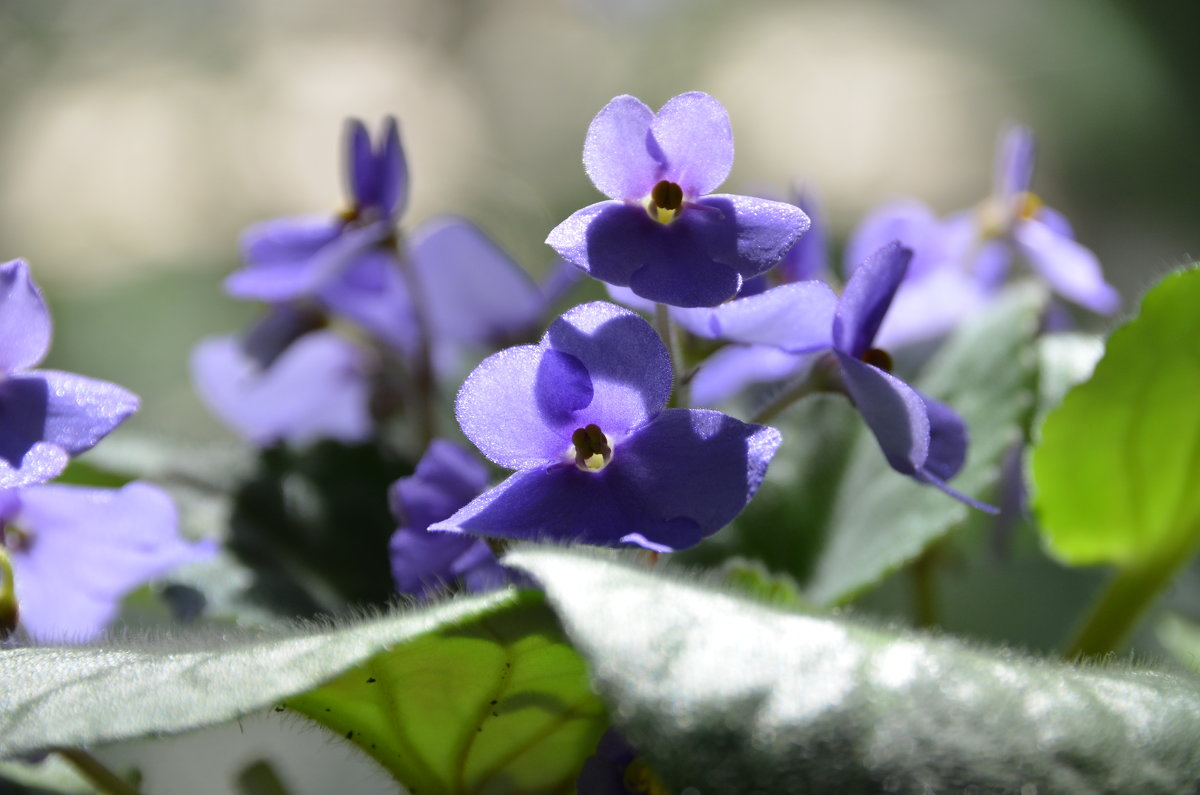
[649, 91, 734, 197]
[231, 215, 342, 299]
[673, 281, 837, 352]
[845, 201, 944, 281]
[455, 345, 576, 469]
[12, 482, 216, 642]
[583, 95, 659, 200]
[995, 125, 1035, 200]
[388, 527, 496, 598]
[1014, 219, 1119, 314]
[690, 346, 809, 407]
[1034, 205, 1074, 239]
[0, 442, 68, 490]
[833, 242, 912, 357]
[410, 217, 542, 347]
[229, 221, 390, 303]
[874, 267, 995, 349]
[191, 331, 372, 446]
[0, 260, 51, 374]
[35, 371, 139, 455]
[542, 301, 671, 433]
[603, 283, 657, 314]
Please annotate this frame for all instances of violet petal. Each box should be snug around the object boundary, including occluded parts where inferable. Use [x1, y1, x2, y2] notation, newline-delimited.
[583, 95, 659, 200]
[649, 91, 734, 197]
[0, 260, 51, 374]
[833, 242, 912, 357]
[1014, 219, 1120, 314]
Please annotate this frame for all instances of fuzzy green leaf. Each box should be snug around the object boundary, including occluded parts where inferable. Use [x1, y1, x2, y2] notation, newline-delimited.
[509, 546, 1200, 794]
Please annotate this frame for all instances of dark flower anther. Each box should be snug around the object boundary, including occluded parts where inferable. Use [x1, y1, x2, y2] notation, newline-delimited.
[860, 347, 893, 373]
[572, 423, 612, 470]
[648, 179, 684, 224]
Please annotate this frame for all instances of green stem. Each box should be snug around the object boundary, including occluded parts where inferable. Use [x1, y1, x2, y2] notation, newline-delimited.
[393, 235, 437, 448]
[1064, 553, 1189, 659]
[0, 545, 17, 638]
[654, 304, 687, 408]
[910, 546, 939, 629]
[749, 376, 818, 425]
[56, 748, 143, 795]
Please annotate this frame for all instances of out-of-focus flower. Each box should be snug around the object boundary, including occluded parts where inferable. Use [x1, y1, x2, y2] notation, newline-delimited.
[0, 482, 215, 643]
[546, 93, 809, 307]
[577, 728, 670, 795]
[225, 118, 416, 351]
[388, 440, 506, 598]
[0, 259, 138, 488]
[191, 328, 373, 447]
[429, 301, 781, 552]
[845, 126, 1119, 348]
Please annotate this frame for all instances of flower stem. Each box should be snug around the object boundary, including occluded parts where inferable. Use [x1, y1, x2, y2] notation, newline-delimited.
[654, 304, 687, 408]
[1063, 552, 1190, 660]
[910, 545, 939, 629]
[393, 235, 437, 448]
[0, 545, 17, 638]
[56, 748, 144, 795]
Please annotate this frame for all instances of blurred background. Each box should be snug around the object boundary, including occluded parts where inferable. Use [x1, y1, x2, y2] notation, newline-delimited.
[3, 0, 1196, 443]
[4, 2, 1199, 791]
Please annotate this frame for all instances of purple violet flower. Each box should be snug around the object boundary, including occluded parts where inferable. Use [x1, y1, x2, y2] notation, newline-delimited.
[546, 92, 810, 308]
[827, 243, 993, 510]
[845, 126, 1118, 347]
[191, 328, 373, 447]
[225, 118, 416, 351]
[388, 440, 506, 598]
[429, 301, 781, 552]
[0, 482, 215, 643]
[0, 259, 138, 488]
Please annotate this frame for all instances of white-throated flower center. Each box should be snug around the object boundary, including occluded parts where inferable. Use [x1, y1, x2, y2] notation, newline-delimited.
[978, 191, 1044, 237]
[571, 423, 613, 472]
[644, 180, 684, 225]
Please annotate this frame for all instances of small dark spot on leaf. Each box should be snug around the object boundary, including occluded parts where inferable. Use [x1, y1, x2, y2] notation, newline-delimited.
[504, 662, 511, 668]
[490, 700, 497, 705]
[492, 711, 498, 717]
[346, 730, 355, 740]
[325, 708, 331, 713]
[273, 706, 285, 713]
[477, 727, 482, 732]
[366, 677, 377, 683]
[371, 744, 376, 750]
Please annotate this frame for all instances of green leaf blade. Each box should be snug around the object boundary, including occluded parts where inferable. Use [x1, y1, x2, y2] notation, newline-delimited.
[1032, 266, 1200, 566]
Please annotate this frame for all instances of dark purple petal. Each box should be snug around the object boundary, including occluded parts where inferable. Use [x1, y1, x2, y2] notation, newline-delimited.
[836, 352, 994, 512]
[625, 246, 742, 308]
[346, 119, 377, 211]
[428, 466, 703, 552]
[319, 247, 418, 352]
[0, 442, 68, 490]
[377, 117, 409, 219]
[833, 242, 912, 357]
[433, 408, 778, 551]
[10, 482, 216, 642]
[583, 95, 659, 200]
[649, 91, 734, 197]
[534, 350, 595, 424]
[919, 392, 968, 482]
[410, 217, 542, 347]
[388, 439, 490, 532]
[672, 281, 837, 352]
[241, 304, 328, 369]
[542, 302, 671, 434]
[690, 346, 809, 407]
[388, 526, 496, 598]
[835, 351, 930, 476]
[455, 345, 576, 469]
[577, 728, 638, 795]
[1014, 219, 1119, 314]
[777, 189, 829, 283]
[688, 194, 810, 280]
[844, 201, 946, 282]
[546, 202, 627, 282]
[0, 260, 51, 374]
[995, 125, 1035, 200]
[191, 331, 372, 446]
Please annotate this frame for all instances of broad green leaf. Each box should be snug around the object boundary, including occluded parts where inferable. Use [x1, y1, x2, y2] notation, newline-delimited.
[806, 284, 1044, 605]
[286, 595, 606, 794]
[1033, 332, 1105, 434]
[509, 546, 1200, 794]
[1032, 266, 1200, 567]
[0, 589, 605, 793]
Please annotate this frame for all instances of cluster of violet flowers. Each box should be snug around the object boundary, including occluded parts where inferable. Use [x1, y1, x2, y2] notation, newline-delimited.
[0, 260, 213, 643]
[190, 90, 1118, 607]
